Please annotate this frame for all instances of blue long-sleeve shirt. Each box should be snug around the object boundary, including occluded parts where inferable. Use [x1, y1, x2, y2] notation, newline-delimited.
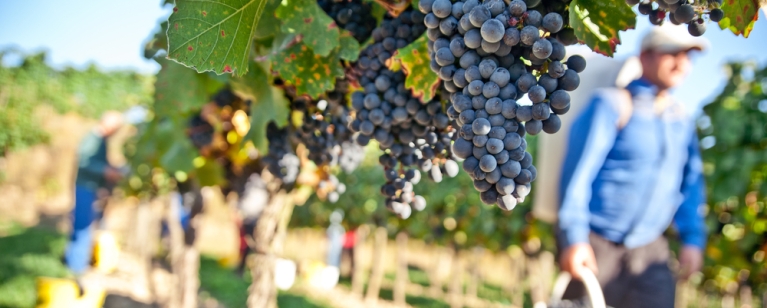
[558, 79, 707, 249]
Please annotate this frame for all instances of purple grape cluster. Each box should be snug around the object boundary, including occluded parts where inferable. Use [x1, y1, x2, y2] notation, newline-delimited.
[628, 0, 724, 36]
[348, 10, 461, 218]
[420, 0, 587, 209]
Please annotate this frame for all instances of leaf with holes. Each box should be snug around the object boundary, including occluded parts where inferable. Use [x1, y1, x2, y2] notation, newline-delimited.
[276, 0, 340, 57]
[231, 62, 290, 153]
[388, 34, 440, 101]
[718, 0, 762, 37]
[569, 0, 636, 57]
[272, 43, 345, 99]
[167, 0, 269, 76]
[154, 58, 210, 117]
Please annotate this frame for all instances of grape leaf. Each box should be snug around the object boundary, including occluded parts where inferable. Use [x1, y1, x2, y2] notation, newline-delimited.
[272, 43, 345, 98]
[231, 62, 290, 153]
[569, 0, 636, 57]
[156, 118, 197, 173]
[718, 0, 762, 37]
[276, 0, 340, 57]
[166, 0, 269, 76]
[338, 32, 361, 61]
[154, 58, 209, 117]
[388, 34, 440, 101]
[255, 0, 282, 39]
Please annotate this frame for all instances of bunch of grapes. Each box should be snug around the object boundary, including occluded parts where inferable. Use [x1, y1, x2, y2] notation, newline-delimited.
[420, 0, 586, 209]
[187, 114, 215, 149]
[318, 0, 378, 42]
[262, 121, 301, 186]
[348, 9, 461, 218]
[627, 0, 724, 36]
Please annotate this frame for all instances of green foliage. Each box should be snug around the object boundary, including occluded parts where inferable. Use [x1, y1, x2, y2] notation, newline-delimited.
[568, 0, 636, 57]
[276, 0, 341, 57]
[166, 0, 270, 76]
[389, 35, 440, 101]
[154, 58, 216, 117]
[697, 62, 767, 290]
[718, 0, 762, 37]
[0, 226, 69, 308]
[0, 50, 153, 156]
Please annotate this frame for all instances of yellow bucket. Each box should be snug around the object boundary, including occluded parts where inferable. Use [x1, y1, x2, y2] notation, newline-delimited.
[36, 277, 105, 308]
[92, 231, 119, 273]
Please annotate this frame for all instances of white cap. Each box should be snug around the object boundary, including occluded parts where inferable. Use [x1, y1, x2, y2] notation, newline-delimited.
[640, 24, 710, 53]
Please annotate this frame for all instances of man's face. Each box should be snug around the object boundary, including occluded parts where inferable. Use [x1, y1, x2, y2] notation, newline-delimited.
[640, 50, 692, 90]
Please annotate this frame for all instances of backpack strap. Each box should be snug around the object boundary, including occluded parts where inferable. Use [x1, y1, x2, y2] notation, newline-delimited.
[615, 89, 633, 130]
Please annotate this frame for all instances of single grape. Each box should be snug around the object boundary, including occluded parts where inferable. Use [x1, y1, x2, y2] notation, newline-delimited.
[473, 135, 488, 147]
[542, 12, 563, 33]
[463, 156, 479, 173]
[514, 169, 532, 184]
[468, 80, 484, 96]
[558, 69, 580, 91]
[481, 39, 501, 53]
[435, 47, 456, 66]
[549, 90, 570, 109]
[497, 194, 517, 210]
[424, 13, 440, 29]
[508, 0, 527, 17]
[479, 154, 498, 173]
[503, 28, 521, 46]
[459, 50, 481, 68]
[485, 97, 503, 115]
[440, 16, 459, 36]
[675, 4, 695, 23]
[488, 126, 506, 139]
[566, 55, 587, 73]
[520, 26, 539, 46]
[710, 8, 724, 22]
[479, 59, 498, 79]
[472, 117, 492, 135]
[542, 113, 561, 134]
[488, 67, 510, 88]
[464, 29, 482, 49]
[432, 0, 453, 18]
[452, 2, 464, 18]
[496, 177, 516, 195]
[527, 86, 547, 103]
[638, 2, 652, 15]
[480, 19, 505, 43]
[688, 19, 706, 37]
[538, 74, 558, 93]
[548, 60, 566, 78]
[469, 5, 492, 28]
[500, 160, 521, 178]
[482, 81, 501, 98]
[486, 138, 504, 154]
[516, 73, 537, 93]
[532, 39, 553, 59]
[526, 10, 543, 27]
[486, 0, 506, 16]
[452, 137, 473, 159]
[474, 179, 493, 192]
[450, 37, 467, 57]
[531, 103, 550, 120]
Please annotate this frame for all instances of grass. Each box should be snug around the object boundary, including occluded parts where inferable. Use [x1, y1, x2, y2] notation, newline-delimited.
[0, 224, 69, 308]
[198, 256, 331, 308]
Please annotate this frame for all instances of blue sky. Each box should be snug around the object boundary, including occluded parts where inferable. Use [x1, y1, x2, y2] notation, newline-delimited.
[0, 1, 765, 111]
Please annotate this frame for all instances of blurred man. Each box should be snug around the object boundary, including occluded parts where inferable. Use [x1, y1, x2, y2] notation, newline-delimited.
[65, 111, 124, 275]
[558, 26, 709, 307]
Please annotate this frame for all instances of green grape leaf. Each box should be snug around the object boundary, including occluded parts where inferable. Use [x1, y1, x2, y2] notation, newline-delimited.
[718, 0, 762, 37]
[388, 34, 440, 101]
[276, 0, 339, 57]
[338, 32, 361, 61]
[154, 58, 209, 117]
[272, 43, 345, 98]
[156, 119, 197, 173]
[569, 0, 636, 57]
[231, 62, 290, 153]
[255, 0, 282, 39]
[166, 0, 269, 76]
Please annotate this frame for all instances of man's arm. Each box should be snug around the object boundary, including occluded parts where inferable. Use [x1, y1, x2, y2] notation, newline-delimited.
[558, 92, 620, 247]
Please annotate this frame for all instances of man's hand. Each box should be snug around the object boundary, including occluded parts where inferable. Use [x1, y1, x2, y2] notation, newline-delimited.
[560, 243, 598, 280]
[678, 245, 703, 280]
[104, 167, 123, 183]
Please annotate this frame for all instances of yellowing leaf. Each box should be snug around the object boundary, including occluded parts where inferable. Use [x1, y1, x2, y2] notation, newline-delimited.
[718, 0, 762, 37]
[388, 34, 441, 101]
